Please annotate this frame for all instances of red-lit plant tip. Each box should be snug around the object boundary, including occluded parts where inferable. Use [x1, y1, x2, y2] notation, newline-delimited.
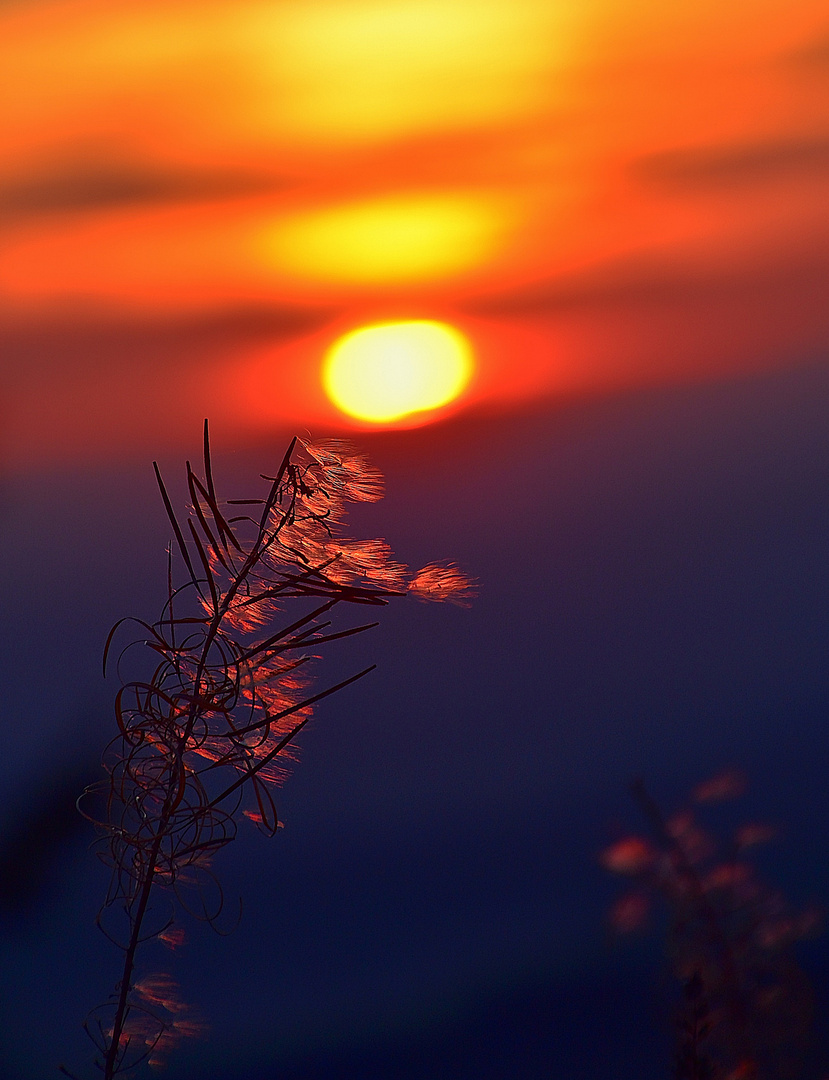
[80, 421, 473, 1079]
[602, 774, 822, 1080]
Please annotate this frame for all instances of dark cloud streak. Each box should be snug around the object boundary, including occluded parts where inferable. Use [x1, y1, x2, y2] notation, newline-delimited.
[786, 28, 829, 71]
[0, 304, 334, 378]
[462, 247, 829, 317]
[635, 133, 829, 189]
[0, 164, 293, 221]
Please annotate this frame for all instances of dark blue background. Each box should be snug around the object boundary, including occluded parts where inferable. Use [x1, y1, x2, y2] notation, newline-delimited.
[2, 358, 829, 1078]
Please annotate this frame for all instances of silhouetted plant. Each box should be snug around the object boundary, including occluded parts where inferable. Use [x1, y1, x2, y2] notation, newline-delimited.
[74, 422, 472, 1079]
[601, 772, 821, 1080]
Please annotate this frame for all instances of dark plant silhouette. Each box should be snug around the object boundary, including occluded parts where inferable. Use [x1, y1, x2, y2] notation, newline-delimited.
[74, 422, 472, 1078]
[601, 772, 821, 1080]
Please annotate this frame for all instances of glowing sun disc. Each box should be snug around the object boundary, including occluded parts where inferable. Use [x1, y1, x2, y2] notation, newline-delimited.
[322, 320, 473, 423]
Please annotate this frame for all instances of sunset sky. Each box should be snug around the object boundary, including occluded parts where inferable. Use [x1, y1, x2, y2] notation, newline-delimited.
[3, 3, 829, 1079]
[2, 0, 829, 464]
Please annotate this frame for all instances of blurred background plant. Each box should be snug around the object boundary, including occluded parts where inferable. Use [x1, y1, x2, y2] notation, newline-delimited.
[601, 772, 824, 1080]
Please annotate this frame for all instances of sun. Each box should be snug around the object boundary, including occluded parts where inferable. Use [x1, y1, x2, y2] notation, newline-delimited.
[322, 320, 474, 424]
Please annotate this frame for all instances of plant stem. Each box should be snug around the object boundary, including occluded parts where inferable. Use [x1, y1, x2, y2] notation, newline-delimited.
[103, 829, 165, 1079]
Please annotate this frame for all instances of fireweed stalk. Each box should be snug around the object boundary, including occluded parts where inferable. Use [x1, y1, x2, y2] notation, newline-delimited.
[601, 773, 821, 1080]
[75, 423, 472, 1078]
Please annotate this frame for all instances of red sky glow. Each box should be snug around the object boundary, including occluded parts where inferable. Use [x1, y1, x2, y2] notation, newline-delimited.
[1, 0, 828, 466]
